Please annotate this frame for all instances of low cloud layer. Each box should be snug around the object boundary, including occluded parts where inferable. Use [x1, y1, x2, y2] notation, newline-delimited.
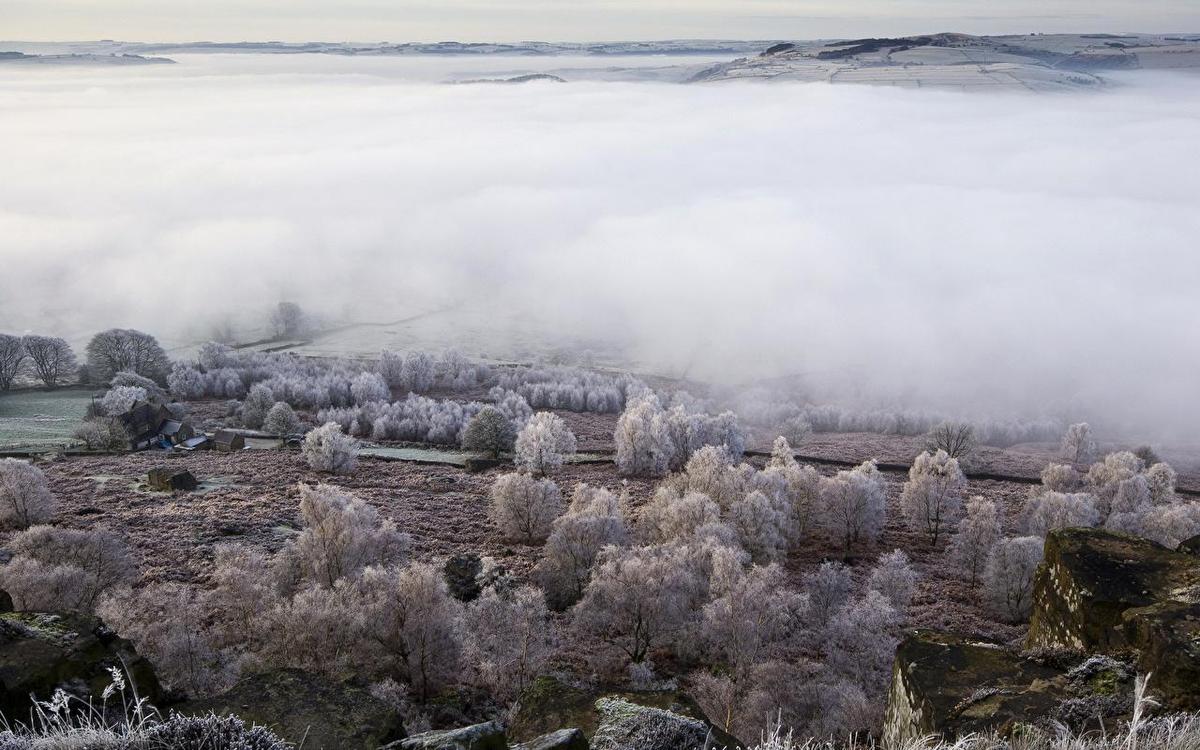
[2, 56, 1199, 441]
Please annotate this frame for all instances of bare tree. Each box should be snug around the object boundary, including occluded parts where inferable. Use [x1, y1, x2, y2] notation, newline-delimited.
[900, 450, 967, 546]
[925, 420, 977, 460]
[0, 334, 27, 391]
[21, 335, 76, 388]
[0, 458, 56, 528]
[85, 329, 170, 384]
[464, 585, 555, 702]
[818, 460, 887, 556]
[866, 549, 918, 612]
[0, 525, 137, 612]
[701, 563, 806, 676]
[535, 484, 629, 608]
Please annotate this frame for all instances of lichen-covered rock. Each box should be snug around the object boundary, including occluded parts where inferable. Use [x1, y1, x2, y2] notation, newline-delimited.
[444, 553, 483, 602]
[180, 669, 404, 750]
[590, 698, 714, 750]
[1025, 528, 1200, 653]
[0, 611, 162, 724]
[1120, 601, 1200, 710]
[513, 728, 588, 750]
[883, 630, 1066, 748]
[393, 720, 506, 749]
[509, 677, 734, 748]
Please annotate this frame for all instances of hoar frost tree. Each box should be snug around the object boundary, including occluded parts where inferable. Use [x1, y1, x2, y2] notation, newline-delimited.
[819, 460, 887, 556]
[514, 411, 577, 475]
[21, 335, 76, 388]
[262, 402, 302, 435]
[1023, 491, 1101, 537]
[1062, 422, 1097, 465]
[985, 536, 1044, 622]
[0, 458, 56, 529]
[900, 450, 967, 546]
[461, 405, 515, 458]
[866, 550, 918, 612]
[614, 395, 675, 477]
[803, 561, 853, 627]
[301, 422, 359, 475]
[241, 382, 275, 429]
[535, 483, 629, 608]
[947, 496, 1002, 587]
[464, 585, 555, 702]
[0, 525, 137, 612]
[489, 472, 563, 544]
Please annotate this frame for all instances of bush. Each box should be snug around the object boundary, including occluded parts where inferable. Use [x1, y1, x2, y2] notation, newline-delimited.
[461, 405, 515, 458]
[514, 411, 577, 475]
[1024, 491, 1101, 537]
[866, 550, 918, 612]
[73, 417, 127, 450]
[947, 496, 1001, 587]
[489, 472, 563, 544]
[261, 401, 302, 435]
[535, 484, 629, 608]
[302, 422, 359, 474]
[241, 382, 275, 429]
[985, 536, 1044, 622]
[0, 459, 56, 528]
[0, 525, 136, 612]
[900, 450, 966, 546]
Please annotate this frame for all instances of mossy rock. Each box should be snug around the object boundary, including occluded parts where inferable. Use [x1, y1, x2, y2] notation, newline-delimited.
[393, 720, 505, 750]
[509, 677, 737, 748]
[591, 697, 713, 750]
[1026, 528, 1200, 654]
[0, 611, 162, 724]
[179, 669, 404, 750]
[1121, 601, 1200, 710]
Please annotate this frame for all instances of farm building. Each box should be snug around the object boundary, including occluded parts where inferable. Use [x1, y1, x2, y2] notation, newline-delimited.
[213, 429, 246, 452]
[115, 401, 197, 451]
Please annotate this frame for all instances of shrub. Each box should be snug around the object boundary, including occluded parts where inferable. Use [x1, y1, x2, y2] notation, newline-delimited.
[535, 484, 629, 608]
[1146, 463, 1178, 504]
[818, 460, 886, 556]
[638, 487, 721, 545]
[1086, 451, 1144, 516]
[1041, 463, 1082, 492]
[1024, 491, 1101, 537]
[926, 421, 977, 460]
[0, 525, 136, 612]
[261, 402, 301, 435]
[985, 536, 1044, 622]
[866, 550, 918, 612]
[947, 496, 1002, 587]
[0, 459, 56, 528]
[614, 395, 675, 477]
[350, 372, 390, 406]
[302, 422, 359, 474]
[823, 590, 902, 700]
[464, 585, 555, 702]
[85, 329, 170, 384]
[259, 579, 361, 679]
[461, 405, 515, 458]
[279, 483, 410, 589]
[21, 335, 75, 388]
[728, 490, 789, 563]
[489, 472, 563, 544]
[73, 417, 126, 450]
[514, 411, 577, 475]
[900, 450, 967, 546]
[669, 445, 746, 511]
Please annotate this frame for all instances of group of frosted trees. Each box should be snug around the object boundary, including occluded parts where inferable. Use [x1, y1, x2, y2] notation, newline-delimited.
[0, 333, 77, 390]
[614, 394, 746, 477]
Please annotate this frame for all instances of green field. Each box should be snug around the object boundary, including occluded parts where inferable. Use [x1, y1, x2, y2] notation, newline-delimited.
[0, 389, 94, 450]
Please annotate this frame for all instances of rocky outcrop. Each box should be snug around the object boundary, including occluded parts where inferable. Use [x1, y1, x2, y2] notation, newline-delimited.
[1026, 528, 1200, 654]
[513, 728, 589, 750]
[0, 611, 162, 722]
[590, 698, 715, 750]
[180, 669, 404, 750]
[0, 590, 11, 613]
[1178, 534, 1200, 555]
[393, 720, 506, 749]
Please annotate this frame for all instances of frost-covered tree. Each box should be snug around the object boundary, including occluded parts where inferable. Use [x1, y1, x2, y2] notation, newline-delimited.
[1086, 451, 1144, 516]
[702, 563, 806, 676]
[279, 483, 410, 589]
[669, 446, 746, 511]
[461, 406, 515, 458]
[803, 560, 853, 627]
[728, 489, 789, 563]
[0, 334, 27, 391]
[637, 488, 721, 545]
[759, 437, 822, 543]
[614, 396, 675, 477]
[301, 422, 359, 475]
[110, 370, 167, 402]
[823, 590, 902, 699]
[1062, 422, 1096, 465]
[0, 525, 136, 612]
[464, 585, 555, 702]
[489, 472, 563, 544]
[270, 301, 307, 338]
[947, 496, 1002, 587]
[1137, 502, 1200, 549]
[925, 421, 977, 460]
[663, 405, 745, 470]
[85, 328, 170, 384]
[1041, 463, 1082, 493]
[0, 458, 56, 528]
[262, 402, 302, 435]
[241, 382, 275, 429]
[573, 543, 707, 664]
[1024, 491, 1101, 536]
[514, 411, 577, 475]
[401, 352, 435, 393]
[349, 372, 390, 406]
[780, 417, 813, 447]
[73, 416, 126, 450]
[984, 536, 1044, 622]
[1146, 462, 1178, 505]
[21, 335, 75, 388]
[819, 460, 887, 556]
[866, 550, 918, 612]
[900, 450, 967, 546]
[535, 484, 629, 608]
[100, 385, 147, 416]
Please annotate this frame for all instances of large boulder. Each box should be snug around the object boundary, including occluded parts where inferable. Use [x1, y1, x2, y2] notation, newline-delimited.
[393, 720, 506, 749]
[1120, 600, 1200, 710]
[513, 728, 588, 750]
[590, 697, 715, 750]
[509, 677, 735, 748]
[1026, 528, 1200, 653]
[0, 612, 162, 724]
[180, 669, 404, 750]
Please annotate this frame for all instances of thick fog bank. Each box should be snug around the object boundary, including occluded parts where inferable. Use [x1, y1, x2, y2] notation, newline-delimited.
[1, 57, 1198, 441]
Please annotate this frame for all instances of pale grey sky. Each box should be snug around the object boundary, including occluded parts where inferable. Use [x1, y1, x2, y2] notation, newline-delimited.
[3, 0, 1198, 42]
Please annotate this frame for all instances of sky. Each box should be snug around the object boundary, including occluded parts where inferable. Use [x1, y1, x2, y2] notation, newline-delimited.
[2, 0, 1199, 42]
[1, 56, 1199, 442]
